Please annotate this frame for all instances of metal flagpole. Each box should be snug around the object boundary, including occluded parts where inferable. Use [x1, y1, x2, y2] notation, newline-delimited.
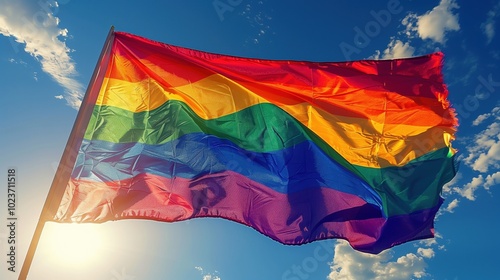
[18, 26, 115, 280]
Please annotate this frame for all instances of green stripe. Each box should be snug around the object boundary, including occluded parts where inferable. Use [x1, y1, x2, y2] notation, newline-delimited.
[85, 100, 359, 175]
[355, 147, 456, 216]
[84, 100, 456, 216]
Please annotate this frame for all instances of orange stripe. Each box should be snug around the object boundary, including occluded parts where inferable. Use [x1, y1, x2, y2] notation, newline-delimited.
[98, 72, 455, 128]
[108, 36, 453, 122]
[95, 76, 455, 167]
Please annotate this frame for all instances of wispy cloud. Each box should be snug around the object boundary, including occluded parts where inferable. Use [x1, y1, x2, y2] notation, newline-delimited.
[472, 110, 495, 126]
[455, 175, 485, 200]
[418, 232, 444, 249]
[436, 197, 460, 219]
[195, 266, 221, 280]
[444, 198, 460, 213]
[7, 57, 27, 65]
[240, 1, 273, 45]
[0, 0, 83, 109]
[461, 171, 500, 201]
[402, 0, 460, 44]
[442, 172, 462, 196]
[328, 241, 433, 280]
[203, 275, 221, 280]
[481, 1, 500, 44]
[463, 106, 500, 173]
[485, 171, 500, 189]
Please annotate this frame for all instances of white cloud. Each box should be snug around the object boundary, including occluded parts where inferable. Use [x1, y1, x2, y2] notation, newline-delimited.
[482, 22, 495, 44]
[417, 248, 435, 259]
[484, 171, 500, 190]
[463, 106, 500, 173]
[7, 58, 27, 65]
[328, 241, 431, 280]
[436, 197, 460, 218]
[473, 107, 500, 126]
[371, 39, 415, 60]
[444, 198, 460, 213]
[0, 0, 83, 109]
[403, 0, 460, 44]
[195, 266, 221, 280]
[455, 175, 484, 201]
[372, 0, 460, 63]
[455, 171, 499, 200]
[472, 139, 500, 172]
[442, 172, 462, 196]
[203, 276, 221, 280]
[473, 113, 492, 126]
[481, 1, 500, 44]
[418, 232, 444, 249]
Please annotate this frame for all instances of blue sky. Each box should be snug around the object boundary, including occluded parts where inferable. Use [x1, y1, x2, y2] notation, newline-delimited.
[0, 0, 499, 279]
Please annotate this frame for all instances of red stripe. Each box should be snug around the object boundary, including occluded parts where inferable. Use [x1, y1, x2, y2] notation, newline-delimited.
[106, 33, 454, 126]
[111, 32, 445, 97]
[110, 32, 448, 100]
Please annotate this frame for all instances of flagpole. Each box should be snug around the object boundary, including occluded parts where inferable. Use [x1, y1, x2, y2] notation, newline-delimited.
[18, 26, 115, 280]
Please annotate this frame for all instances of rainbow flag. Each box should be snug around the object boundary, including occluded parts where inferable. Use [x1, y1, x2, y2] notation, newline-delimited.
[51, 31, 457, 254]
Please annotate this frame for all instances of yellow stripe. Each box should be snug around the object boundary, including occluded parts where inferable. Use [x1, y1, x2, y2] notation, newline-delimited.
[95, 76, 454, 167]
[97, 74, 271, 119]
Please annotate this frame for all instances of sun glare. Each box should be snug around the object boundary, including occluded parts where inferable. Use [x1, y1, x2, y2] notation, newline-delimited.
[39, 223, 106, 268]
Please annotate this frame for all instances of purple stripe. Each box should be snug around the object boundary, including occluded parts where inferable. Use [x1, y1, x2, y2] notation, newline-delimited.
[57, 171, 439, 254]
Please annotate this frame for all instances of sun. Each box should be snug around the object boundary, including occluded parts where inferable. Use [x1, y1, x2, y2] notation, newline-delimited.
[38, 223, 106, 268]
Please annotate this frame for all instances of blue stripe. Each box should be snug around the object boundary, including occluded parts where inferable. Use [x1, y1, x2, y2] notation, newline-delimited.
[72, 133, 383, 208]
